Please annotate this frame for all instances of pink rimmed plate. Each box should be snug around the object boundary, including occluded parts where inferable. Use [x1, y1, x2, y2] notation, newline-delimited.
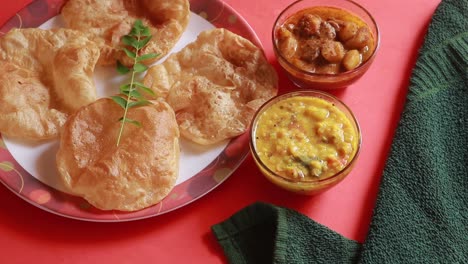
[0, 0, 261, 222]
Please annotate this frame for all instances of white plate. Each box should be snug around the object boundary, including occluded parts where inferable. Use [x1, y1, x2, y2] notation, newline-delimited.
[0, 0, 260, 222]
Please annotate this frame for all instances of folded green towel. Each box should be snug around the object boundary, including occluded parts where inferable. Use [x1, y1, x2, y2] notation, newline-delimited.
[212, 0, 468, 263]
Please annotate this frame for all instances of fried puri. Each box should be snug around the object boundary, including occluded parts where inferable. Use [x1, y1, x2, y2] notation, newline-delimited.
[0, 28, 99, 140]
[143, 28, 278, 145]
[61, 0, 190, 66]
[56, 98, 180, 211]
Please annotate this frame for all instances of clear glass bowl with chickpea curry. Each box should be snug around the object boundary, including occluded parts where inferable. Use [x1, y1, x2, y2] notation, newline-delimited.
[250, 90, 361, 194]
[273, 0, 380, 89]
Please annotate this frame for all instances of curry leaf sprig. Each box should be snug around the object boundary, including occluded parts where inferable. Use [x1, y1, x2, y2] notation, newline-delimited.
[111, 19, 159, 146]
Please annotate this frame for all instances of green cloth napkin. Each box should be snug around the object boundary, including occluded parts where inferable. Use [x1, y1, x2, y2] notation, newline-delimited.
[212, 0, 468, 263]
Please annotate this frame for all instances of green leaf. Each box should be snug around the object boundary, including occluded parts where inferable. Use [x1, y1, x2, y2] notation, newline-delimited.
[136, 36, 152, 49]
[123, 47, 136, 59]
[130, 22, 141, 35]
[110, 18, 154, 147]
[134, 20, 144, 30]
[134, 82, 155, 96]
[119, 117, 142, 127]
[130, 20, 144, 36]
[128, 100, 151, 108]
[129, 27, 138, 36]
[111, 96, 127, 109]
[122, 89, 142, 98]
[141, 27, 151, 37]
[133, 81, 147, 88]
[137, 52, 159, 62]
[129, 89, 143, 99]
[119, 83, 131, 93]
[139, 86, 155, 96]
[133, 63, 148, 73]
[116, 61, 130, 75]
[122, 35, 138, 48]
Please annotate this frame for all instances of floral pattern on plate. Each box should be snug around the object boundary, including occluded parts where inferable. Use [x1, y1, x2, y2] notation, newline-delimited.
[0, 0, 259, 222]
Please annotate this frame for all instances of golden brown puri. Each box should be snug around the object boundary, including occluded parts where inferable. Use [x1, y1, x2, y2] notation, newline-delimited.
[61, 0, 190, 66]
[56, 98, 180, 211]
[0, 28, 99, 140]
[143, 28, 278, 145]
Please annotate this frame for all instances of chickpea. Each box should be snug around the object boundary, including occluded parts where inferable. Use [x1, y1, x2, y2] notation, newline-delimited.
[297, 14, 322, 38]
[342, 50, 362, 70]
[280, 38, 298, 58]
[338, 21, 358, 41]
[345, 26, 371, 49]
[277, 29, 298, 59]
[321, 40, 345, 63]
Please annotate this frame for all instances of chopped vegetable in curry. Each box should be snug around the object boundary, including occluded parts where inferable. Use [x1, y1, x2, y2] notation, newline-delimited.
[254, 96, 358, 180]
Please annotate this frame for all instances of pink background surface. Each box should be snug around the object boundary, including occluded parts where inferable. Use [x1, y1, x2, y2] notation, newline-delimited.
[0, 0, 440, 263]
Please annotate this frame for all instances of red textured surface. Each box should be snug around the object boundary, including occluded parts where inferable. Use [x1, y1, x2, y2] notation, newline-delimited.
[0, 0, 440, 263]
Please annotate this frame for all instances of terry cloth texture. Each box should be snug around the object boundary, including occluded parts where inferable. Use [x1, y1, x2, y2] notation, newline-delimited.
[211, 0, 468, 263]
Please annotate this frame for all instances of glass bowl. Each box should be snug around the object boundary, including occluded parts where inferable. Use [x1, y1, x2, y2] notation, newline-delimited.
[250, 90, 361, 194]
[272, 0, 380, 90]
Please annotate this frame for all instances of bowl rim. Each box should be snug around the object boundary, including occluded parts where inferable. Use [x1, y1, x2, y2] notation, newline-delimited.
[249, 90, 362, 185]
[271, 0, 381, 78]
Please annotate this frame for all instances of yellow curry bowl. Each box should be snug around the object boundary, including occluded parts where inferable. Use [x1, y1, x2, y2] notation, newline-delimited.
[272, 0, 380, 90]
[249, 90, 361, 195]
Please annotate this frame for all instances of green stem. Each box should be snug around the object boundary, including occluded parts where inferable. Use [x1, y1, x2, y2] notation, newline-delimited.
[116, 34, 141, 146]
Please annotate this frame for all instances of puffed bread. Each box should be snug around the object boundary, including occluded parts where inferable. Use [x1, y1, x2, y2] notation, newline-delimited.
[56, 98, 180, 211]
[143, 28, 278, 145]
[61, 0, 190, 66]
[0, 28, 99, 140]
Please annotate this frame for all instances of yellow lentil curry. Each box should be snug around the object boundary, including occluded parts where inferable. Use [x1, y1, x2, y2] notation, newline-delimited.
[254, 96, 358, 180]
